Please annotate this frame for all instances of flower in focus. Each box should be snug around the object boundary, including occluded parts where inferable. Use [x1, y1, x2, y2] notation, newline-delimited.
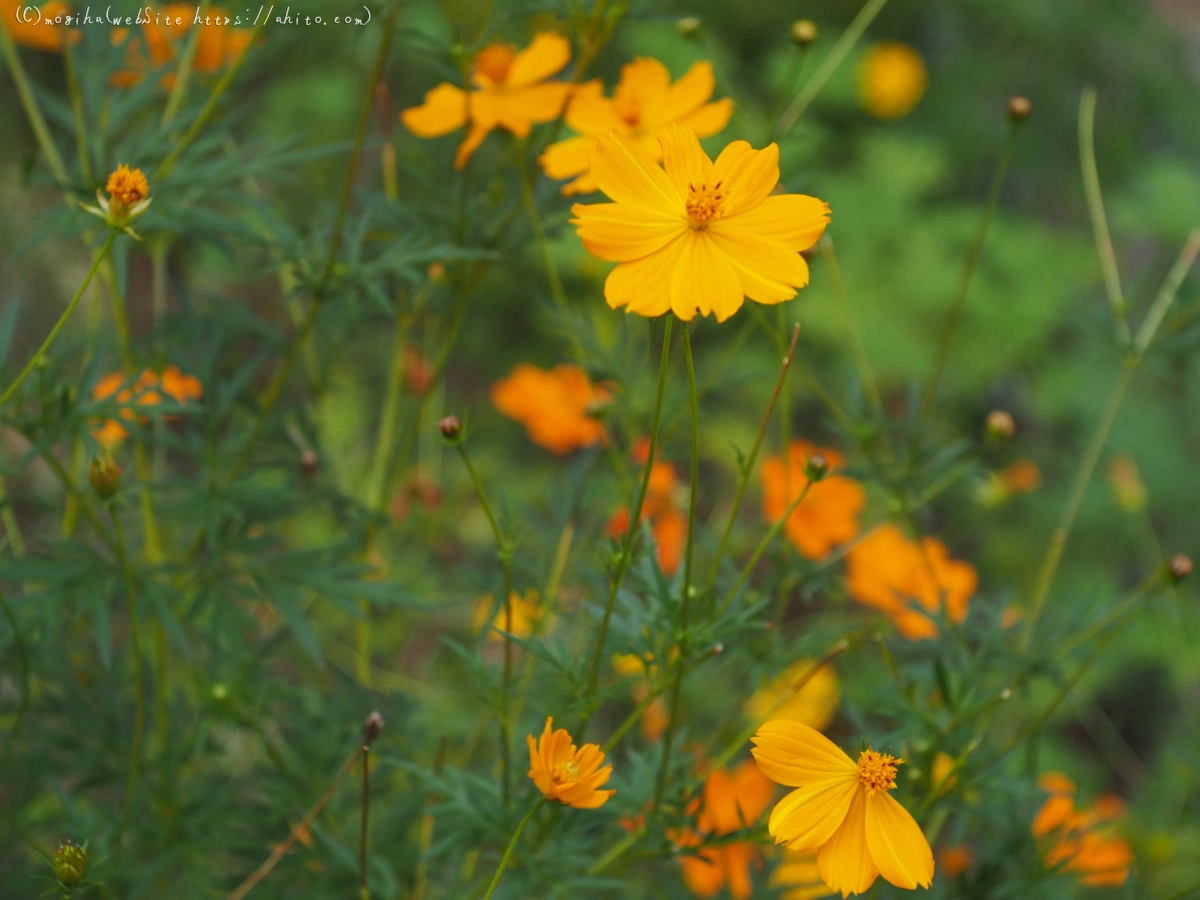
[745, 659, 840, 733]
[571, 124, 830, 322]
[770, 851, 833, 900]
[845, 523, 977, 640]
[540, 57, 733, 195]
[527, 716, 615, 808]
[858, 42, 927, 120]
[91, 366, 202, 446]
[607, 437, 686, 575]
[402, 32, 572, 169]
[1032, 772, 1132, 888]
[110, 5, 254, 88]
[751, 721, 934, 896]
[1, 0, 78, 51]
[82, 164, 153, 236]
[490, 363, 611, 455]
[761, 442, 865, 559]
[472, 589, 545, 642]
[1108, 455, 1147, 513]
[674, 761, 775, 899]
[612, 653, 670, 741]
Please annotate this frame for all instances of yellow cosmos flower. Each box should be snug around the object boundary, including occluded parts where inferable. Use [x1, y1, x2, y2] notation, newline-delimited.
[745, 659, 840, 733]
[401, 32, 573, 169]
[571, 124, 829, 322]
[472, 589, 545, 642]
[527, 717, 615, 809]
[751, 721, 934, 897]
[858, 42, 927, 120]
[540, 57, 733, 195]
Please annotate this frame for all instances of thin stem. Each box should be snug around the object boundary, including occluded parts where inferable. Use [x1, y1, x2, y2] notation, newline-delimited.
[0, 587, 30, 772]
[0, 23, 69, 186]
[579, 315, 673, 737]
[1134, 228, 1200, 355]
[774, 0, 891, 138]
[359, 745, 371, 900]
[481, 798, 546, 900]
[705, 325, 800, 592]
[920, 117, 1021, 423]
[36, 445, 118, 554]
[716, 481, 813, 616]
[160, 2, 210, 130]
[111, 509, 145, 854]
[63, 44, 93, 184]
[0, 233, 115, 411]
[0, 476, 27, 558]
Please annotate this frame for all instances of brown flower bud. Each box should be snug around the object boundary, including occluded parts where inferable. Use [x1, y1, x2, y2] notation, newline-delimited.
[791, 19, 818, 46]
[1008, 96, 1032, 122]
[299, 449, 319, 478]
[986, 409, 1016, 441]
[676, 16, 701, 37]
[89, 455, 123, 499]
[805, 451, 829, 482]
[1167, 554, 1192, 584]
[363, 710, 385, 745]
[438, 415, 461, 441]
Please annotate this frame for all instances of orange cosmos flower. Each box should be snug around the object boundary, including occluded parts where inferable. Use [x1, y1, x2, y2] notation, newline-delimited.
[607, 438, 686, 575]
[472, 589, 545, 642]
[1, 0, 78, 51]
[752, 721, 934, 897]
[612, 653, 670, 742]
[110, 6, 253, 88]
[402, 32, 572, 169]
[571, 124, 829, 322]
[675, 760, 775, 899]
[745, 659, 840, 733]
[858, 42, 927, 120]
[1032, 772, 1132, 888]
[845, 523, 977, 640]
[761, 442, 865, 560]
[540, 57, 733, 195]
[527, 717, 614, 809]
[490, 363, 610, 455]
[91, 366, 202, 445]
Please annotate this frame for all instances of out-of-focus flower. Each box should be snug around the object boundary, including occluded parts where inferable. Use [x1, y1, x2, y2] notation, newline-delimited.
[52, 841, 87, 886]
[540, 58, 733, 195]
[91, 365, 201, 445]
[88, 454, 124, 499]
[930, 751, 957, 795]
[846, 523, 978, 640]
[402, 33, 572, 169]
[527, 716, 614, 808]
[1, 0, 79, 52]
[612, 653, 670, 741]
[571, 124, 829, 322]
[674, 761, 774, 899]
[608, 438, 686, 575]
[472, 589, 544, 642]
[1032, 771, 1133, 888]
[403, 344, 434, 395]
[761, 442, 865, 559]
[985, 409, 1016, 441]
[858, 41, 927, 119]
[389, 467, 442, 522]
[1108, 455, 1147, 513]
[977, 459, 1040, 507]
[770, 850, 832, 900]
[752, 721, 934, 896]
[745, 659, 840, 733]
[938, 844, 973, 878]
[491, 363, 611, 455]
[109, 5, 253, 88]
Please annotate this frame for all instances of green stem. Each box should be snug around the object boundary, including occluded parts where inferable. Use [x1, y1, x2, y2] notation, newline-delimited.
[0, 587, 30, 772]
[1134, 229, 1200, 355]
[111, 509, 145, 855]
[160, 1, 210, 131]
[578, 315, 673, 737]
[821, 237, 885, 421]
[0, 23, 69, 186]
[481, 798, 546, 900]
[716, 480, 813, 616]
[0, 233, 115, 410]
[37, 445, 118, 554]
[63, 43, 93, 184]
[0, 476, 26, 557]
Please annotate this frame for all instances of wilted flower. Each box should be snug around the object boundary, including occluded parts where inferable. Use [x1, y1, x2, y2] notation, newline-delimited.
[761, 442, 865, 560]
[858, 42, 927, 120]
[527, 717, 615, 808]
[491, 363, 611, 455]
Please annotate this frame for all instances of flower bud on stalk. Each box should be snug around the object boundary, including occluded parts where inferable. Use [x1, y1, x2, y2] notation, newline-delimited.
[89, 455, 123, 499]
[1167, 554, 1192, 584]
[791, 19, 818, 46]
[1008, 95, 1032, 122]
[53, 842, 87, 886]
[81, 165, 152, 239]
[676, 16, 701, 38]
[438, 415, 462, 443]
[986, 409, 1016, 441]
[805, 451, 829, 483]
[363, 710, 385, 745]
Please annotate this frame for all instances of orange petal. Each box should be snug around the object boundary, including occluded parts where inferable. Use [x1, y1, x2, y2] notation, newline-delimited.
[707, 223, 808, 292]
[863, 791, 934, 889]
[401, 83, 468, 137]
[506, 32, 570, 87]
[496, 82, 574, 130]
[454, 122, 492, 169]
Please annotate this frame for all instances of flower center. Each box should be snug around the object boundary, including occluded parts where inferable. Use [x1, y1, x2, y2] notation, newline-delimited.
[857, 749, 901, 795]
[612, 96, 642, 128]
[474, 43, 516, 83]
[106, 165, 149, 206]
[685, 180, 726, 230]
[552, 759, 581, 785]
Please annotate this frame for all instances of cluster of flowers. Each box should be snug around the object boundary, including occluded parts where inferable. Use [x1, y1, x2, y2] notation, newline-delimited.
[1031, 772, 1133, 887]
[91, 363, 202, 445]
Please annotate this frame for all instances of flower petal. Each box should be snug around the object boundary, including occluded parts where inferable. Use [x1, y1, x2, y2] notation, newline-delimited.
[721, 194, 830, 252]
[669, 232, 743, 321]
[496, 82, 574, 129]
[588, 132, 682, 214]
[454, 122, 492, 169]
[768, 777, 859, 851]
[542, 135, 597, 182]
[565, 79, 628, 135]
[712, 140, 780, 217]
[659, 123, 714, 202]
[752, 720, 857, 787]
[644, 61, 717, 128]
[603, 238, 686, 317]
[506, 32, 570, 87]
[401, 83, 468, 137]
[817, 789, 879, 897]
[708, 219, 809, 295]
[572, 202, 685, 262]
[864, 791, 934, 890]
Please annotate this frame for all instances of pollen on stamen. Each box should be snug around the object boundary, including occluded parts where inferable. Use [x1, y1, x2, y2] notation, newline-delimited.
[685, 182, 727, 229]
[857, 749, 902, 795]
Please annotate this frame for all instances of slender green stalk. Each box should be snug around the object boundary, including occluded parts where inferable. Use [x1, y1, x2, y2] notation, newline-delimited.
[920, 117, 1022, 423]
[63, 44, 93, 184]
[160, 1, 211, 130]
[774, 0, 891, 137]
[716, 481, 813, 616]
[0, 587, 30, 772]
[578, 316, 673, 737]
[517, 147, 567, 313]
[0, 477, 27, 558]
[1134, 229, 1200, 355]
[37, 445, 118, 554]
[111, 509, 145, 854]
[481, 798, 547, 900]
[0, 24, 69, 186]
[653, 323, 701, 808]
[0, 233, 115, 410]
[359, 744, 371, 900]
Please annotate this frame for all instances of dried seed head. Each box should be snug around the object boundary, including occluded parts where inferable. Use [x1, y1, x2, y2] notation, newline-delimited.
[1008, 96, 1032, 121]
[791, 19, 818, 46]
[986, 409, 1016, 441]
[1167, 554, 1192, 584]
[438, 415, 461, 441]
[363, 710, 385, 745]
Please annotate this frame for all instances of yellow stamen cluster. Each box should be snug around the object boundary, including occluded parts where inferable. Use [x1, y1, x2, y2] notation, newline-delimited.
[857, 749, 901, 795]
[685, 180, 726, 229]
[106, 164, 149, 206]
[474, 43, 516, 82]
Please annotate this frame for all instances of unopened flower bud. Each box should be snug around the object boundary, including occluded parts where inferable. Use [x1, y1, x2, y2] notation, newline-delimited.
[89, 455, 123, 499]
[791, 19, 818, 46]
[805, 452, 829, 482]
[438, 415, 461, 441]
[985, 409, 1016, 441]
[676, 16, 700, 37]
[53, 842, 87, 886]
[299, 449, 319, 478]
[1167, 554, 1192, 584]
[427, 261, 446, 283]
[363, 710, 385, 745]
[1008, 96, 1032, 121]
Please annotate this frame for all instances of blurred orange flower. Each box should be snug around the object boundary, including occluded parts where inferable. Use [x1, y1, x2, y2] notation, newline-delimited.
[938, 844, 973, 878]
[527, 716, 614, 809]
[761, 441, 865, 559]
[675, 761, 774, 899]
[490, 363, 610, 455]
[1033, 773, 1132, 887]
[92, 365, 202, 446]
[402, 32, 572, 169]
[1, 0, 79, 52]
[1108, 455, 1147, 513]
[612, 653, 669, 742]
[540, 58, 733, 195]
[110, 6, 254, 88]
[858, 42, 927, 119]
[607, 438, 686, 575]
[845, 523, 978, 640]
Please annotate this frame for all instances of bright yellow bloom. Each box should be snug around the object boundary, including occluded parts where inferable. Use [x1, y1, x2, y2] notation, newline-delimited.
[472, 590, 544, 642]
[858, 42, 927, 120]
[761, 442, 865, 559]
[745, 659, 840, 733]
[490, 363, 611, 455]
[540, 58, 733, 195]
[751, 721, 934, 897]
[527, 717, 615, 809]
[770, 851, 833, 900]
[571, 125, 829, 322]
[402, 33, 572, 169]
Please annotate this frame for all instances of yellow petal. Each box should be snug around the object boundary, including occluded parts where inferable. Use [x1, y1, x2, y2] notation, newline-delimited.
[571, 202, 685, 262]
[708, 223, 808, 294]
[669, 233, 743, 321]
[817, 790, 879, 897]
[712, 140, 780, 217]
[589, 132, 682, 213]
[677, 98, 735, 138]
[541, 135, 597, 181]
[401, 83, 468, 137]
[497, 82, 574, 129]
[659, 123, 714, 201]
[506, 31, 570, 87]
[454, 122, 492, 169]
[644, 60, 716, 128]
[563, 172, 599, 195]
[566, 79, 628, 135]
[603, 238, 686, 317]
[751, 721, 857, 787]
[615, 57, 672, 106]
[768, 777, 859, 851]
[864, 791, 934, 890]
[722, 194, 830, 252]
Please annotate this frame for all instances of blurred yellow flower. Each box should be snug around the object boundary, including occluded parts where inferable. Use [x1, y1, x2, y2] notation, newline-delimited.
[770, 851, 832, 900]
[1108, 455, 1147, 513]
[490, 363, 611, 455]
[761, 442, 865, 560]
[858, 42, 927, 120]
[1, 0, 78, 52]
[540, 57, 733, 195]
[745, 659, 840, 733]
[472, 589, 543, 641]
[527, 717, 614, 808]
[571, 124, 829, 322]
[752, 721, 934, 896]
[402, 33, 572, 169]
[930, 751, 957, 795]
